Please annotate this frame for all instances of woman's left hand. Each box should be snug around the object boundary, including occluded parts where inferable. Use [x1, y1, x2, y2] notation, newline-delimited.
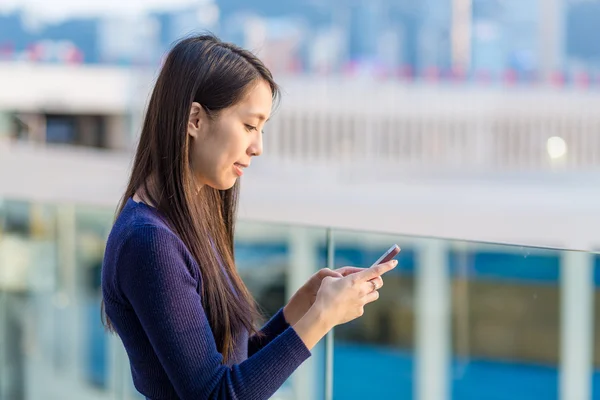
[283, 266, 384, 326]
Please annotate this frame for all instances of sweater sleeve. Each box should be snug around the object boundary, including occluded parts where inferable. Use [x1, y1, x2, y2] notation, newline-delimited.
[248, 308, 290, 357]
[115, 225, 311, 400]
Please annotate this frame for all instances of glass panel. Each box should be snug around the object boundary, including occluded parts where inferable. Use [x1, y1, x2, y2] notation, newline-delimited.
[235, 220, 329, 400]
[1, 202, 598, 400]
[0, 199, 124, 400]
[0, 199, 64, 400]
[73, 204, 124, 397]
[448, 241, 562, 400]
[0, 203, 330, 400]
[330, 230, 415, 399]
[331, 229, 599, 400]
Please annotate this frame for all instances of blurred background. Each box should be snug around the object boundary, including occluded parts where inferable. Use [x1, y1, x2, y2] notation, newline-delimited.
[0, 0, 600, 399]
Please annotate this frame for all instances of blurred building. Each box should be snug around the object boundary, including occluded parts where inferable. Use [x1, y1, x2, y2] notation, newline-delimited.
[566, 0, 600, 71]
[97, 15, 161, 65]
[471, 0, 539, 77]
[2, 0, 600, 81]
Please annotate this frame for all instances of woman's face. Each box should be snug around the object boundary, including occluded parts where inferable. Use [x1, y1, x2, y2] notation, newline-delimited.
[188, 79, 272, 191]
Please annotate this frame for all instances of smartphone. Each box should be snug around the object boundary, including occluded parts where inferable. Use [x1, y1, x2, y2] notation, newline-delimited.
[370, 244, 401, 267]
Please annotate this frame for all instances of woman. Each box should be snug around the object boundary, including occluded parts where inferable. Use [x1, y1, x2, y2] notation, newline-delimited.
[101, 34, 397, 400]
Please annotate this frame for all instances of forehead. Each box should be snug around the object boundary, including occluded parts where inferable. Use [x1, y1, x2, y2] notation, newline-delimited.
[234, 79, 273, 118]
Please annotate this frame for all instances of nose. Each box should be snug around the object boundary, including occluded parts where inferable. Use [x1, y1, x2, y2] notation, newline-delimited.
[248, 131, 263, 157]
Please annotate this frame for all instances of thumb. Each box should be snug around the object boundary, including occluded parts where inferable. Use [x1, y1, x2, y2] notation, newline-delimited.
[336, 266, 364, 276]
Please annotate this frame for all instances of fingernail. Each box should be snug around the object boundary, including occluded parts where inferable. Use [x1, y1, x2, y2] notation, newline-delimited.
[392, 260, 398, 266]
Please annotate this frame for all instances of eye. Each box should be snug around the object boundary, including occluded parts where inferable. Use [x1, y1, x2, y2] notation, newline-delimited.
[245, 124, 265, 134]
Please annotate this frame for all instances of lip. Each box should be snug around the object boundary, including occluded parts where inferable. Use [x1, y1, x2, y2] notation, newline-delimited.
[233, 163, 247, 176]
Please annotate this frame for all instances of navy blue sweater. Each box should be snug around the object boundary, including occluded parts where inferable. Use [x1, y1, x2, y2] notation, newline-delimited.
[101, 198, 311, 399]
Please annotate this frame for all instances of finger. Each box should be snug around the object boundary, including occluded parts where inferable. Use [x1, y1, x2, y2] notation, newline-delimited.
[369, 276, 384, 290]
[363, 289, 380, 305]
[360, 279, 380, 296]
[318, 268, 343, 279]
[321, 276, 339, 285]
[336, 266, 364, 276]
[356, 260, 397, 281]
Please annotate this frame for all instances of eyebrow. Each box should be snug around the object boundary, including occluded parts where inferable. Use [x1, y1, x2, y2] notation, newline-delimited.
[248, 112, 270, 122]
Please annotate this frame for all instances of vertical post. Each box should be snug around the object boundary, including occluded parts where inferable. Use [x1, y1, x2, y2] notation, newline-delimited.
[324, 229, 334, 400]
[107, 333, 126, 400]
[0, 290, 6, 400]
[0, 200, 6, 400]
[451, 0, 472, 71]
[415, 239, 450, 400]
[55, 205, 79, 379]
[453, 244, 470, 378]
[538, 0, 564, 79]
[287, 227, 319, 400]
[560, 251, 594, 400]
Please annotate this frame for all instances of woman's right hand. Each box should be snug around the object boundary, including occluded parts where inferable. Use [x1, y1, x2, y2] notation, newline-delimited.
[292, 260, 397, 349]
[314, 260, 398, 327]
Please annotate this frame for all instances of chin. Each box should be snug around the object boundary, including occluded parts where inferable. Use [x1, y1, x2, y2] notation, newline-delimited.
[208, 178, 237, 191]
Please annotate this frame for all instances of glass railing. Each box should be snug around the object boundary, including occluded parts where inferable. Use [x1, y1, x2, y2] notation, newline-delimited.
[0, 198, 599, 400]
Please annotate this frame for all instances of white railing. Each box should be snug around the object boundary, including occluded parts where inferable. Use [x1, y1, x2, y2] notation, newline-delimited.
[263, 78, 600, 170]
[264, 110, 600, 169]
[2, 142, 600, 251]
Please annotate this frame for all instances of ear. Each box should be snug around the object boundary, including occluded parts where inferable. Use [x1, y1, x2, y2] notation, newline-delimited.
[188, 102, 205, 138]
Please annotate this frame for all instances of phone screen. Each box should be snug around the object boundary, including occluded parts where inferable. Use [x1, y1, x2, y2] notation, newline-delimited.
[370, 244, 401, 267]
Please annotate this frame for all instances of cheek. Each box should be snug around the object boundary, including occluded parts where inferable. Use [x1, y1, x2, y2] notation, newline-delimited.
[201, 138, 236, 178]
[190, 140, 215, 176]
[219, 131, 245, 161]
[194, 124, 244, 176]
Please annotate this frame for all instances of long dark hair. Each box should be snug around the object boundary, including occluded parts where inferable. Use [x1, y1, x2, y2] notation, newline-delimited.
[101, 34, 279, 362]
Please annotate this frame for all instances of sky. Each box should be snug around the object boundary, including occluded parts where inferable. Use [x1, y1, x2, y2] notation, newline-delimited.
[0, 0, 203, 22]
